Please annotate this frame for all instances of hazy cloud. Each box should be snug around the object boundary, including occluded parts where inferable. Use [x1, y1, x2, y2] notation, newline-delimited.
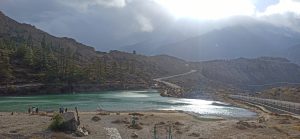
[136, 14, 154, 32]
[258, 0, 300, 31]
[261, 0, 300, 15]
[60, 0, 127, 10]
[1, 0, 300, 51]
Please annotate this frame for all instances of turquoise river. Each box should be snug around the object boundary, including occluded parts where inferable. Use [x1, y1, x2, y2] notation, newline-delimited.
[0, 90, 256, 118]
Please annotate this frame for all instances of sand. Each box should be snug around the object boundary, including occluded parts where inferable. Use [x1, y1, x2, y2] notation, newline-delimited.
[1, 106, 300, 139]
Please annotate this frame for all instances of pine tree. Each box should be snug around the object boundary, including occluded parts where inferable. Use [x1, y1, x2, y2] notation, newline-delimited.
[15, 43, 27, 59]
[23, 46, 34, 66]
[45, 49, 59, 81]
[0, 50, 13, 84]
[26, 34, 34, 48]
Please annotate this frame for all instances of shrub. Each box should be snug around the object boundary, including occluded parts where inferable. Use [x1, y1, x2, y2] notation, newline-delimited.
[49, 114, 64, 131]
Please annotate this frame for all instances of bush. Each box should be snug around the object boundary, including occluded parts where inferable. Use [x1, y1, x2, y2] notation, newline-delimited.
[49, 114, 64, 131]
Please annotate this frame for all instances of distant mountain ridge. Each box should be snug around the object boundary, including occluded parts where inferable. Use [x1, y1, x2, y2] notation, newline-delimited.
[121, 21, 300, 64]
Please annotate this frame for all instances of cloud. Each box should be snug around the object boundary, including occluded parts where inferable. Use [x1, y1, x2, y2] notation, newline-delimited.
[257, 0, 300, 31]
[261, 0, 300, 15]
[59, 0, 127, 11]
[1, 0, 300, 52]
[136, 14, 154, 32]
[154, 0, 256, 20]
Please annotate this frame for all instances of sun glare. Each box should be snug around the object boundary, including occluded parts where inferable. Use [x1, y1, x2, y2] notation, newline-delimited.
[156, 0, 256, 20]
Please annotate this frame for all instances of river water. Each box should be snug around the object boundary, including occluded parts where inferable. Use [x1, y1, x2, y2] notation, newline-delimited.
[0, 90, 256, 118]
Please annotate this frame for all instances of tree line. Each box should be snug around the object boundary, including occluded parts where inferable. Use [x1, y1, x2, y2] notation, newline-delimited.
[0, 35, 138, 89]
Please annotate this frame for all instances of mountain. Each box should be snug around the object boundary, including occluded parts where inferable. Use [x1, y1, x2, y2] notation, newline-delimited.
[1, 11, 300, 97]
[122, 22, 300, 63]
[119, 20, 205, 55]
[286, 43, 300, 65]
[0, 11, 191, 95]
[165, 57, 300, 96]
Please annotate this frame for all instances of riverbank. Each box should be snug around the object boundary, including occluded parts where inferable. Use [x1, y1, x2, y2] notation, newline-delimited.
[0, 82, 153, 96]
[0, 110, 299, 139]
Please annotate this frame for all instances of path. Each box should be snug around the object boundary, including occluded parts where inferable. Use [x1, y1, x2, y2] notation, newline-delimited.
[153, 70, 197, 89]
[230, 95, 300, 116]
[248, 82, 300, 87]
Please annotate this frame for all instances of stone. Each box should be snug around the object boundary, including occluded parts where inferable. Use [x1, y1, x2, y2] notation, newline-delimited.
[129, 112, 144, 116]
[258, 116, 266, 123]
[111, 119, 122, 124]
[131, 132, 138, 138]
[188, 132, 200, 137]
[91, 116, 101, 122]
[236, 120, 265, 130]
[158, 121, 165, 125]
[74, 127, 89, 137]
[174, 121, 184, 125]
[175, 130, 183, 134]
[61, 112, 78, 131]
[128, 124, 143, 130]
[279, 119, 291, 124]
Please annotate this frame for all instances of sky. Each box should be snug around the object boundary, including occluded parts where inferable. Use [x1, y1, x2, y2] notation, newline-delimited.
[0, 0, 300, 51]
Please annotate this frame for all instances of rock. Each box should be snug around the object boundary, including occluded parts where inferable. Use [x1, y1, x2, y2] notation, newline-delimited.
[61, 112, 78, 131]
[236, 124, 247, 130]
[131, 132, 138, 138]
[188, 132, 200, 137]
[9, 130, 18, 134]
[111, 118, 130, 124]
[129, 112, 144, 116]
[74, 127, 89, 137]
[258, 116, 266, 123]
[112, 119, 122, 124]
[236, 121, 250, 130]
[175, 121, 184, 125]
[91, 116, 101, 122]
[158, 121, 165, 125]
[236, 121, 265, 130]
[279, 119, 291, 124]
[128, 124, 143, 130]
[175, 130, 183, 134]
[123, 119, 130, 124]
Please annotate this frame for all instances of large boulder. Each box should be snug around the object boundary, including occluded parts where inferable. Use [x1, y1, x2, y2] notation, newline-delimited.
[61, 112, 78, 131]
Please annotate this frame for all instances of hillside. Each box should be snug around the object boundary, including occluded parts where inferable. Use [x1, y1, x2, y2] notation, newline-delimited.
[286, 44, 300, 65]
[165, 57, 300, 97]
[0, 11, 191, 95]
[256, 87, 300, 103]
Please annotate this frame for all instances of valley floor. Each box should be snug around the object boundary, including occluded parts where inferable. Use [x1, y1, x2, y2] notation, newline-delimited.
[0, 108, 300, 139]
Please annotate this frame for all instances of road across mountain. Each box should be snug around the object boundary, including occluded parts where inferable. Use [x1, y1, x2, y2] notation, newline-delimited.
[153, 70, 197, 89]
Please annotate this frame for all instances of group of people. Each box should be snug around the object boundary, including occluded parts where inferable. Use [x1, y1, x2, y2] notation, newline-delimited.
[59, 107, 68, 114]
[27, 106, 72, 114]
[28, 106, 39, 114]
